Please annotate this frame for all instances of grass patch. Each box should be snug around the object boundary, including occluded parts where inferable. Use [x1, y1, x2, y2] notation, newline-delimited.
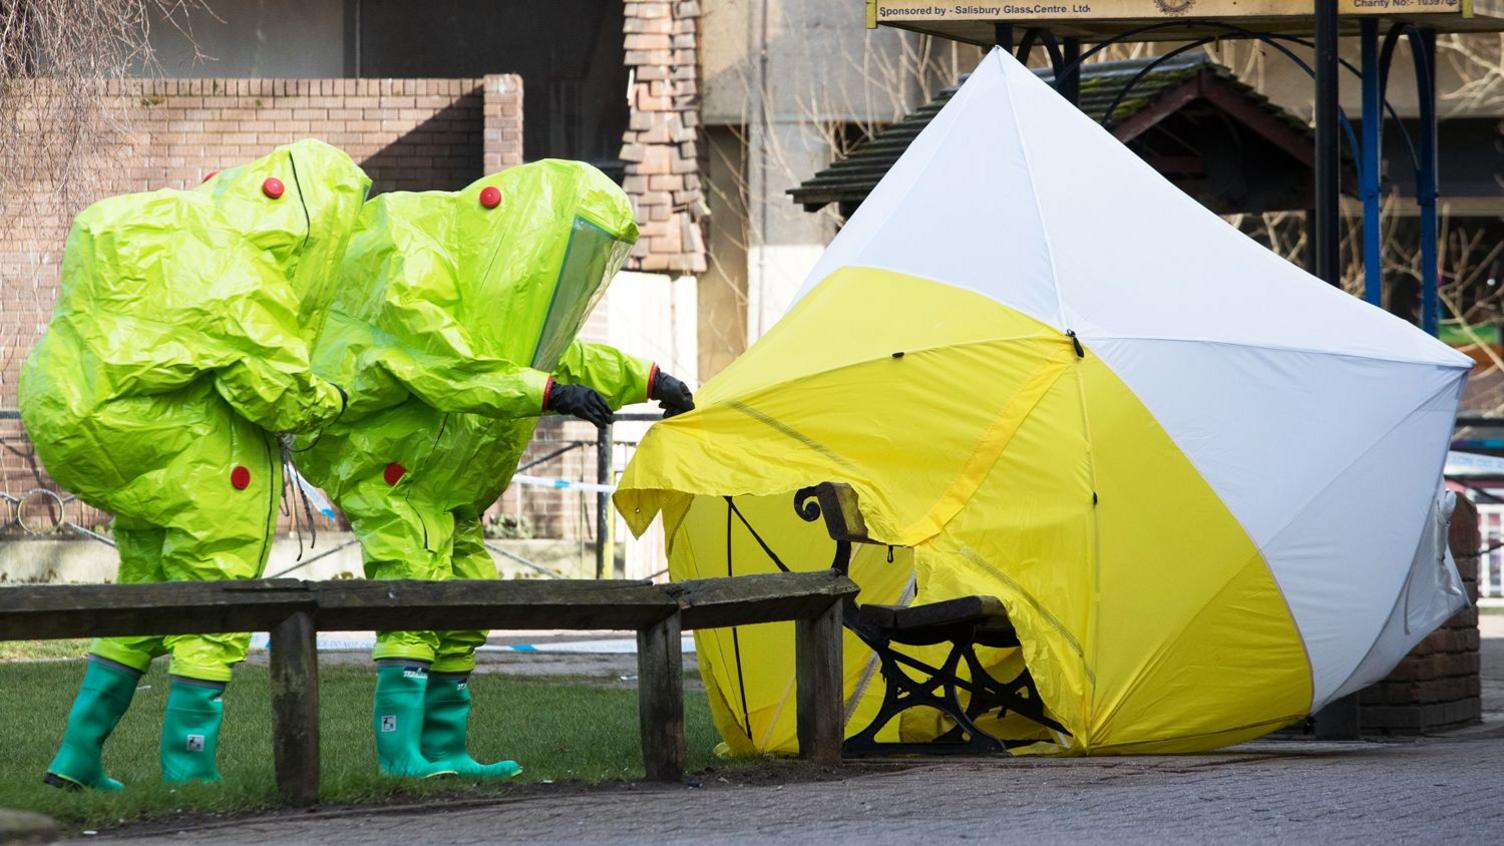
[0, 639, 91, 662]
[1, 658, 754, 830]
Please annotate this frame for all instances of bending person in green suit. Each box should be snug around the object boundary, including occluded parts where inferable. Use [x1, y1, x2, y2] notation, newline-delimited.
[21, 140, 370, 788]
[294, 160, 693, 779]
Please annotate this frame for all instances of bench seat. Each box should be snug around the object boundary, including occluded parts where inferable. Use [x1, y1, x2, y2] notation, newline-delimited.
[854, 596, 1020, 648]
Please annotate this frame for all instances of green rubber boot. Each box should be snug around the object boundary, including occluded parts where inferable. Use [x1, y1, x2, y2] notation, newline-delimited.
[421, 672, 521, 779]
[44, 658, 141, 791]
[160, 677, 226, 784]
[374, 661, 458, 778]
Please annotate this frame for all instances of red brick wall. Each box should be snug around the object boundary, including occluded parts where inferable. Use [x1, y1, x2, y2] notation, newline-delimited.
[489, 419, 610, 543]
[1, 74, 524, 535]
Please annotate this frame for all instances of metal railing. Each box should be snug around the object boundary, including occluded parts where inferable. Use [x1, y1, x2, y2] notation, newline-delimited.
[1472, 502, 1504, 599]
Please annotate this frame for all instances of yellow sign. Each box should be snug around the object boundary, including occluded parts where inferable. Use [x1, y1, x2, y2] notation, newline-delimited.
[868, 0, 1465, 24]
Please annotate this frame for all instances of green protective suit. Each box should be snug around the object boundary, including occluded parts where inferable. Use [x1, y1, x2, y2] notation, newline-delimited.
[20, 139, 370, 682]
[295, 160, 653, 673]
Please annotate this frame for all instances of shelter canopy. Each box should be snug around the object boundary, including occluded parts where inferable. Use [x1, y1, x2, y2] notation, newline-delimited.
[867, 0, 1504, 44]
[790, 53, 1319, 216]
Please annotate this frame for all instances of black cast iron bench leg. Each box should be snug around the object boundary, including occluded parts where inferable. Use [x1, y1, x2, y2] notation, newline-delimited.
[843, 632, 1006, 756]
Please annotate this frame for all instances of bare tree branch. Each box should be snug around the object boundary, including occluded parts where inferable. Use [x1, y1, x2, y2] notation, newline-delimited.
[0, 0, 211, 201]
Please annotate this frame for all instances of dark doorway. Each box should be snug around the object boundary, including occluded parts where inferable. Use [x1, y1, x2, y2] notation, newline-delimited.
[352, 0, 628, 179]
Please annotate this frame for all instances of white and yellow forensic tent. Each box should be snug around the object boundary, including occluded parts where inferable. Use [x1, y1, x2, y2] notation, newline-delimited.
[615, 48, 1473, 755]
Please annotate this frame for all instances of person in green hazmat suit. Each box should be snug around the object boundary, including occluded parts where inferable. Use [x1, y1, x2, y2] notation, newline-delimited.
[19, 140, 370, 789]
[294, 159, 693, 779]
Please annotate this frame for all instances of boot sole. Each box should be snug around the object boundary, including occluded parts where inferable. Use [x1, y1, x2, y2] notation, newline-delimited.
[378, 768, 460, 779]
[43, 772, 85, 791]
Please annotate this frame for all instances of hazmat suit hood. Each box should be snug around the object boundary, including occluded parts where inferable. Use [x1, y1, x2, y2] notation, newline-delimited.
[197, 139, 372, 345]
[338, 159, 638, 375]
[295, 157, 653, 526]
[495, 160, 639, 370]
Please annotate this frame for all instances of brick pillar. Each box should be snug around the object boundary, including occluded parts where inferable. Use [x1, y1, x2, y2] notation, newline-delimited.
[620, 0, 707, 275]
[1359, 495, 1483, 732]
[482, 74, 525, 173]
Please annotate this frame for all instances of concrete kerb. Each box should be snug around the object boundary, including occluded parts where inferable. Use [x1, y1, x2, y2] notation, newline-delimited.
[0, 808, 59, 845]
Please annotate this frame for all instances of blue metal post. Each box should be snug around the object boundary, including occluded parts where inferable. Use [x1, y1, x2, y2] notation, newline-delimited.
[1312, 0, 1342, 289]
[1410, 27, 1440, 336]
[1360, 19, 1383, 307]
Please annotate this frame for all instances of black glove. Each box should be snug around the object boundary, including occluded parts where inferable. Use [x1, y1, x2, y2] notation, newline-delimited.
[650, 370, 695, 418]
[546, 383, 614, 428]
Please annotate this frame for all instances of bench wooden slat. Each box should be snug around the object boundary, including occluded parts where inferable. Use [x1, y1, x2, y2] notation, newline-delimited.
[0, 580, 317, 640]
[672, 571, 858, 630]
[312, 580, 679, 631]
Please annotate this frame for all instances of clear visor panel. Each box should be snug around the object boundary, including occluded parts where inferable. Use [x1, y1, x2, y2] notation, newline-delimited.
[531, 217, 634, 370]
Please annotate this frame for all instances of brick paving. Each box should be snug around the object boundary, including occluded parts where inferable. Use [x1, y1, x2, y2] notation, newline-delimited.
[89, 733, 1504, 845]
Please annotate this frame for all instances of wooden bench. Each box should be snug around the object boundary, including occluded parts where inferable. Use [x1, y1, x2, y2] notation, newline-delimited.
[797, 483, 1068, 755]
[0, 572, 856, 805]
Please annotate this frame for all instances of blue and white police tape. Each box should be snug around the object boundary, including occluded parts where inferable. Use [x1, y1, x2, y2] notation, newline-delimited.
[250, 632, 695, 654]
[289, 467, 338, 519]
[510, 474, 615, 494]
[273, 471, 608, 521]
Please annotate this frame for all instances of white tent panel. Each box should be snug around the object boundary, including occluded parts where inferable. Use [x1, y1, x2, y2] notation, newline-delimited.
[1089, 338, 1464, 549]
[1254, 379, 1462, 708]
[997, 49, 1471, 371]
[796, 48, 1064, 329]
[1327, 486, 1470, 703]
[802, 49, 1468, 372]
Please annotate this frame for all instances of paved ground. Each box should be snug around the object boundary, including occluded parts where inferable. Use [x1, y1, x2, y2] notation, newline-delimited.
[89, 735, 1504, 845]
[80, 616, 1504, 845]
[1482, 614, 1503, 721]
